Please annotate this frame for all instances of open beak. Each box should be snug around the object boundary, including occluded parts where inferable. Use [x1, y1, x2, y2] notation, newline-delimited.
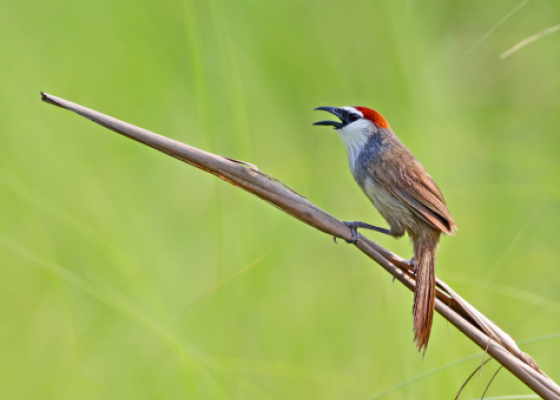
[313, 107, 344, 129]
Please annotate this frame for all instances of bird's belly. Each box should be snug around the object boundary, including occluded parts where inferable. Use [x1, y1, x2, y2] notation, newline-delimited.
[361, 177, 418, 237]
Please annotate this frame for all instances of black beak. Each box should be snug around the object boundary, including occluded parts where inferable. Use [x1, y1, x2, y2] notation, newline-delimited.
[313, 107, 344, 129]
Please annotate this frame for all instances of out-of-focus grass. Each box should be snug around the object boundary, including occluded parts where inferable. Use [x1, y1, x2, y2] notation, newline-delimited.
[1, 0, 560, 399]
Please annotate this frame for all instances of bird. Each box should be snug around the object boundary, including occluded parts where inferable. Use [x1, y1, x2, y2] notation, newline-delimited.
[313, 106, 456, 354]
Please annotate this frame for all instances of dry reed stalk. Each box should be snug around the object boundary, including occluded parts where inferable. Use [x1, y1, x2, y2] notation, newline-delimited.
[41, 92, 560, 399]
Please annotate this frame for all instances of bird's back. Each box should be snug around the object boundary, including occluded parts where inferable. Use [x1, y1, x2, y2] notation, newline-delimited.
[355, 130, 456, 237]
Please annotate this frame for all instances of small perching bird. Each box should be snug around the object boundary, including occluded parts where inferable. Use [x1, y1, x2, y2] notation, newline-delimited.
[314, 106, 456, 354]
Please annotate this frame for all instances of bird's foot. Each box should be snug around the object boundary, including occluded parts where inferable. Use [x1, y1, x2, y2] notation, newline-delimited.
[409, 257, 418, 275]
[341, 221, 391, 244]
[342, 221, 359, 244]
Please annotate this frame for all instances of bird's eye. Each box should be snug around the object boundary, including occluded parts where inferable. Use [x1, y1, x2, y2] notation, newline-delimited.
[349, 114, 360, 122]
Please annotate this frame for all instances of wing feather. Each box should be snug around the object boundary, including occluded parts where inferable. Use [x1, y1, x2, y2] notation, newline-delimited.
[371, 161, 456, 235]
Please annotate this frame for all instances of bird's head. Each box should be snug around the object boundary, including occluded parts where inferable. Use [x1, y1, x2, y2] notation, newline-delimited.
[313, 106, 390, 155]
[313, 106, 389, 130]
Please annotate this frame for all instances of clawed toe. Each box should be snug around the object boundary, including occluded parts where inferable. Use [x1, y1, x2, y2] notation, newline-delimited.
[342, 221, 359, 244]
[409, 257, 418, 274]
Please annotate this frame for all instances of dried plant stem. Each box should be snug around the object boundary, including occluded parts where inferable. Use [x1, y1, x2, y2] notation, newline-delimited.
[482, 366, 504, 399]
[455, 357, 493, 400]
[41, 92, 560, 400]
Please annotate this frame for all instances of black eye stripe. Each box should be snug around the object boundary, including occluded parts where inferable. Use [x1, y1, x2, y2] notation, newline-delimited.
[341, 110, 360, 120]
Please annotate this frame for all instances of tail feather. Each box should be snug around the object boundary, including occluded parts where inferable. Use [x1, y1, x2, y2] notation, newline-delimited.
[413, 239, 437, 354]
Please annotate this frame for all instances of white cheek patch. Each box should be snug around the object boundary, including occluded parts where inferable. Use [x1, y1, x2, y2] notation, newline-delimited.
[340, 118, 371, 136]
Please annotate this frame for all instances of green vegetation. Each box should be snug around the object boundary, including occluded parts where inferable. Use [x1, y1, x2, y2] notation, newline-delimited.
[1, 0, 560, 398]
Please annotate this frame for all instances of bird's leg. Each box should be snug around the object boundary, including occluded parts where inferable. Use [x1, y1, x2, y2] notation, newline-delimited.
[342, 221, 391, 244]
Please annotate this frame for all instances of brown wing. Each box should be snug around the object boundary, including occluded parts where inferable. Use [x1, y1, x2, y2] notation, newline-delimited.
[371, 160, 456, 235]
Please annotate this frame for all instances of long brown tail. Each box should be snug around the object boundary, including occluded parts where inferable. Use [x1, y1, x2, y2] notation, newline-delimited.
[413, 236, 439, 354]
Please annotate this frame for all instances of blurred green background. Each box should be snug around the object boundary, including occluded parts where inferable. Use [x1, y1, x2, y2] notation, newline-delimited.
[1, 0, 560, 398]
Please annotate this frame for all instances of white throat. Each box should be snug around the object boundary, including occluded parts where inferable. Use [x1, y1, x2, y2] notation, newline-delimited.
[337, 119, 374, 172]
